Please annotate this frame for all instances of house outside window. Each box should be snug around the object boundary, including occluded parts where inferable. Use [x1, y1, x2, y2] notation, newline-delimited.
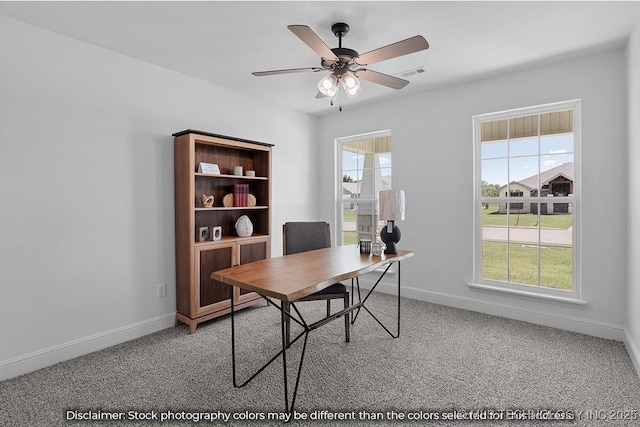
[337, 131, 392, 246]
[472, 100, 581, 301]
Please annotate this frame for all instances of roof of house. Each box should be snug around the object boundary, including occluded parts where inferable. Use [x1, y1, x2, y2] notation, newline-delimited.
[342, 176, 392, 197]
[499, 162, 574, 190]
[343, 182, 359, 195]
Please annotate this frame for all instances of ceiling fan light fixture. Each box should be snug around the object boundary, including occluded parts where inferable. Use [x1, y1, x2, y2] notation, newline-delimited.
[318, 74, 339, 97]
[341, 71, 361, 98]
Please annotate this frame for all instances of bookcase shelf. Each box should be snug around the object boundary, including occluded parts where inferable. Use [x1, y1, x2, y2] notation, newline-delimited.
[195, 206, 269, 211]
[195, 172, 268, 180]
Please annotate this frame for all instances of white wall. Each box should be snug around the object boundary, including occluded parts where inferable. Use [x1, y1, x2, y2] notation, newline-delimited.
[3, 11, 638, 381]
[0, 16, 319, 380]
[318, 47, 629, 340]
[626, 18, 640, 375]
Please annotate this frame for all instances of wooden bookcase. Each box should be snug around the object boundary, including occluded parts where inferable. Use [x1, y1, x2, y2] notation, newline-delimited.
[173, 130, 273, 333]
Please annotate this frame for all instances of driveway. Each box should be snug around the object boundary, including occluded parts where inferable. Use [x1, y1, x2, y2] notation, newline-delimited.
[483, 226, 572, 246]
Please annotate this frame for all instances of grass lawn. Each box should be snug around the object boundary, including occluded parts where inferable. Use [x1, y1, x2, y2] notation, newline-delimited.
[481, 203, 572, 229]
[344, 231, 357, 245]
[482, 241, 572, 290]
[481, 203, 573, 289]
[343, 208, 356, 221]
[342, 209, 357, 245]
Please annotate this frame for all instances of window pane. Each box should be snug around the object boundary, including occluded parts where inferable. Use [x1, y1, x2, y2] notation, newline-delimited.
[380, 167, 392, 191]
[482, 158, 508, 195]
[508, 242, 539, 286]
[541, 153, 574, 173]
[378, 152, 392, 167]
[509, 156, 538, 190]
[540, 134, 573, 155]
[482, 241, 508, 282]
[506, 203, 538, 227]
[539, 205, 573, 231]
[540, 205, 572, 290]
[341, 205, 357, 245]
[509, 115, 538, 139]
[356, 201, 378, 242]
[509, 137, 538, 157]
[507, 201, 540, 287]
[481, 201, 506, 281]
[481, 201, 503, 226]
[540, 110, 573, 135]
[342, 150, 364, 171]
[540, 246, 573, 290]
[343, 170, 359, 183]
[539, 156, 574, 197]
[481, 140, 508, 159]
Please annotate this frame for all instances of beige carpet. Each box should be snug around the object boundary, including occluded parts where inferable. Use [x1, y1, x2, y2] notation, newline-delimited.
[1, 293, 639, 426]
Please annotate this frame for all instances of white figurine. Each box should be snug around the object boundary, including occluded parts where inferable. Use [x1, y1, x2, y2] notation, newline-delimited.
[235, 215, 253, 237]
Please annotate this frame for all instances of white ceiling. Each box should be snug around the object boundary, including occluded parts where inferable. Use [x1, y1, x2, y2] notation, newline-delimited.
[2, 1, 639, 116]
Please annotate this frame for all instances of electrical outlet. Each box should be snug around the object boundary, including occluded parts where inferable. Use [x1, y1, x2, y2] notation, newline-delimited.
[157, 283, 167, 298]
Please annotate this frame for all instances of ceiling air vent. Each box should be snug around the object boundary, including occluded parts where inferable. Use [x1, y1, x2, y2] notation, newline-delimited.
[398, 66, 426, 78]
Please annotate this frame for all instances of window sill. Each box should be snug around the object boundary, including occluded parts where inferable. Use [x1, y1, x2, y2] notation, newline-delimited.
[467, 282, 588, 305]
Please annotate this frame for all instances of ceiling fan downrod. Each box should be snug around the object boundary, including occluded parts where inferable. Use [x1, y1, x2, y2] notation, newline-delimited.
[332, 22, 349, 49]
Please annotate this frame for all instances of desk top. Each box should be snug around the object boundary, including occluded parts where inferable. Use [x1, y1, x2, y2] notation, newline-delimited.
[211, 245, 414, 302]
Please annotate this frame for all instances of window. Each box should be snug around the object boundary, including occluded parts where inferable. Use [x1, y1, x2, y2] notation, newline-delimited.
[336, 131, 392, 246]
[473, 100, 581, 301]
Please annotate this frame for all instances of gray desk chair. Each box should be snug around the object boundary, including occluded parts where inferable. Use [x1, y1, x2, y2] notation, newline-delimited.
[283, 222, 350, 346]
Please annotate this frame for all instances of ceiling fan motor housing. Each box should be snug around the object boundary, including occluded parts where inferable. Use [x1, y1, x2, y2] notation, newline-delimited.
[322, 23, 358, 70]
[322, 47, 359, 69]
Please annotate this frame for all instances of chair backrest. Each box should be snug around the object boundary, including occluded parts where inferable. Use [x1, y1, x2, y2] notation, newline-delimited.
[283, 222, 332, 255]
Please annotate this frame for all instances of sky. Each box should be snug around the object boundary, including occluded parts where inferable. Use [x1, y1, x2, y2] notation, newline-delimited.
[481, 134, 574, 186]
[341, 150, 392, 182]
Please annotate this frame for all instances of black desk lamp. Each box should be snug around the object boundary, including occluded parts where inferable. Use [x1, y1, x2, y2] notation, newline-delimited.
[379, 190, 405, 254]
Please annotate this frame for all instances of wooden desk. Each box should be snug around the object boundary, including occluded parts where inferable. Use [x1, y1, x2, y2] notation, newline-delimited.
[212, 244, 414, 413]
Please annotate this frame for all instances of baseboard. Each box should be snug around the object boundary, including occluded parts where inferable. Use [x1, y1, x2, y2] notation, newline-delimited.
[624, 328, 640, 379]
[4, 291, 636, 381]
[0, 312, 176, 381]
[357, 275, 625, 341]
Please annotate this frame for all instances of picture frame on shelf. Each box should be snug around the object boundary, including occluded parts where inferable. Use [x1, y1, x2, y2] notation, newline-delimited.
[211, 226, 222, 241]
[197, 227, 209, 242]
[198, 162, 220, 174]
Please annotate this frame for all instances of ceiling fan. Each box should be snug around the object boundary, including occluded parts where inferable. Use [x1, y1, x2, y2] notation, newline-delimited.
[252, 23, 429, 109]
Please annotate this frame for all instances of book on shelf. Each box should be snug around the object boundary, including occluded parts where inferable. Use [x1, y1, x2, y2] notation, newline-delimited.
[233, 183, 249, 207]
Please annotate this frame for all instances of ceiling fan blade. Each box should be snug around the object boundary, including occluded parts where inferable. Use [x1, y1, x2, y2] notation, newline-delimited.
[356, 69, 409, 90]
[288, 25, 338, 61]
[355, 35, 429, 66]
[252, 67, 324, 76]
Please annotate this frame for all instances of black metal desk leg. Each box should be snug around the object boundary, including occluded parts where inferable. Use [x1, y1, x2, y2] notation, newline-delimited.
[352, 261, 401, 339]
[231, 292, 238, 387]
[396, 261, 401, 337]
[280, 301, 290, 413]
[229, 296, 334, 414]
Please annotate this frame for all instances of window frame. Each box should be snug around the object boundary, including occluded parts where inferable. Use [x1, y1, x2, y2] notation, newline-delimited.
[471, 100, 583, 303]
[335, 129, 392, 246]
